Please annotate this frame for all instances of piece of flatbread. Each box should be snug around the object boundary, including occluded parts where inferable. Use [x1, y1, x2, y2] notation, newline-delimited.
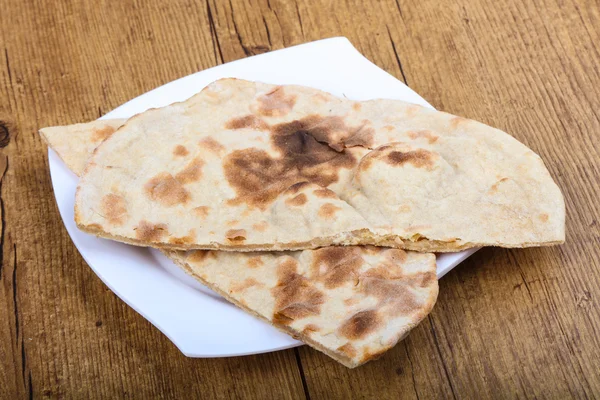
[39, 120, 438, 367]
[168, 247, 437, 368]
[39, 119, 126, 174]
[74, 79, 565, 252]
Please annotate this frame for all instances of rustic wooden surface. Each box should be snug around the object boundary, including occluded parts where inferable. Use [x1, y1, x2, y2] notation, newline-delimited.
[1, 0, 598, 398]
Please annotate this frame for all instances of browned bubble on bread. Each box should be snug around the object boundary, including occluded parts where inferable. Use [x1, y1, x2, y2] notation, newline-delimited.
[100, 193, 128, 226]
[222, 115, 362, 210]
[144, 173, 190, 206]
[272, 257, 325, 325]
[91, 125, 118, 142]
[384, 149, 436, 169]
[255, 86, 297, 117]
[173, 145, 189, 157]
[134, 220, 168, 242]
[174, 157, 204, 184]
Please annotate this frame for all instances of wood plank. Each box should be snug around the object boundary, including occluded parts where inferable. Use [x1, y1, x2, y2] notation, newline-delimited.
[0, 0, 305, 398]
[1, 0, 599, 397]
[0, 19, 28, 398]
[0, 156, 27, 400]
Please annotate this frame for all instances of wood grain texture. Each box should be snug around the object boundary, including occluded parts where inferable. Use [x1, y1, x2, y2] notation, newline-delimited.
[1, 0, 599, 398]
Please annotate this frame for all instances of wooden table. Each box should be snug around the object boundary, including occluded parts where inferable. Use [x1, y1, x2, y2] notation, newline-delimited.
[1, 0, 598, 398]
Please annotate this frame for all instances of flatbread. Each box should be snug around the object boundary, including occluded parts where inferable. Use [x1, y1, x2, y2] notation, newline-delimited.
[168, 247, 437, 368]
[74, 79, 565, 252]
[39, 119, 126, 174]
[39, 120, 439, 367]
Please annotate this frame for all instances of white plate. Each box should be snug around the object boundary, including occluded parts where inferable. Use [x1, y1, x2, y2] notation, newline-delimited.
[49, 37, 477, 357]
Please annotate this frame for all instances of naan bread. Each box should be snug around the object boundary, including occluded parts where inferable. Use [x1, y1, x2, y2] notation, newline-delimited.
[74, 79, 565, 252]
[168, 247, 437, 368]
[39, 119, 126, 174]
[39, 120, 439, 367]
